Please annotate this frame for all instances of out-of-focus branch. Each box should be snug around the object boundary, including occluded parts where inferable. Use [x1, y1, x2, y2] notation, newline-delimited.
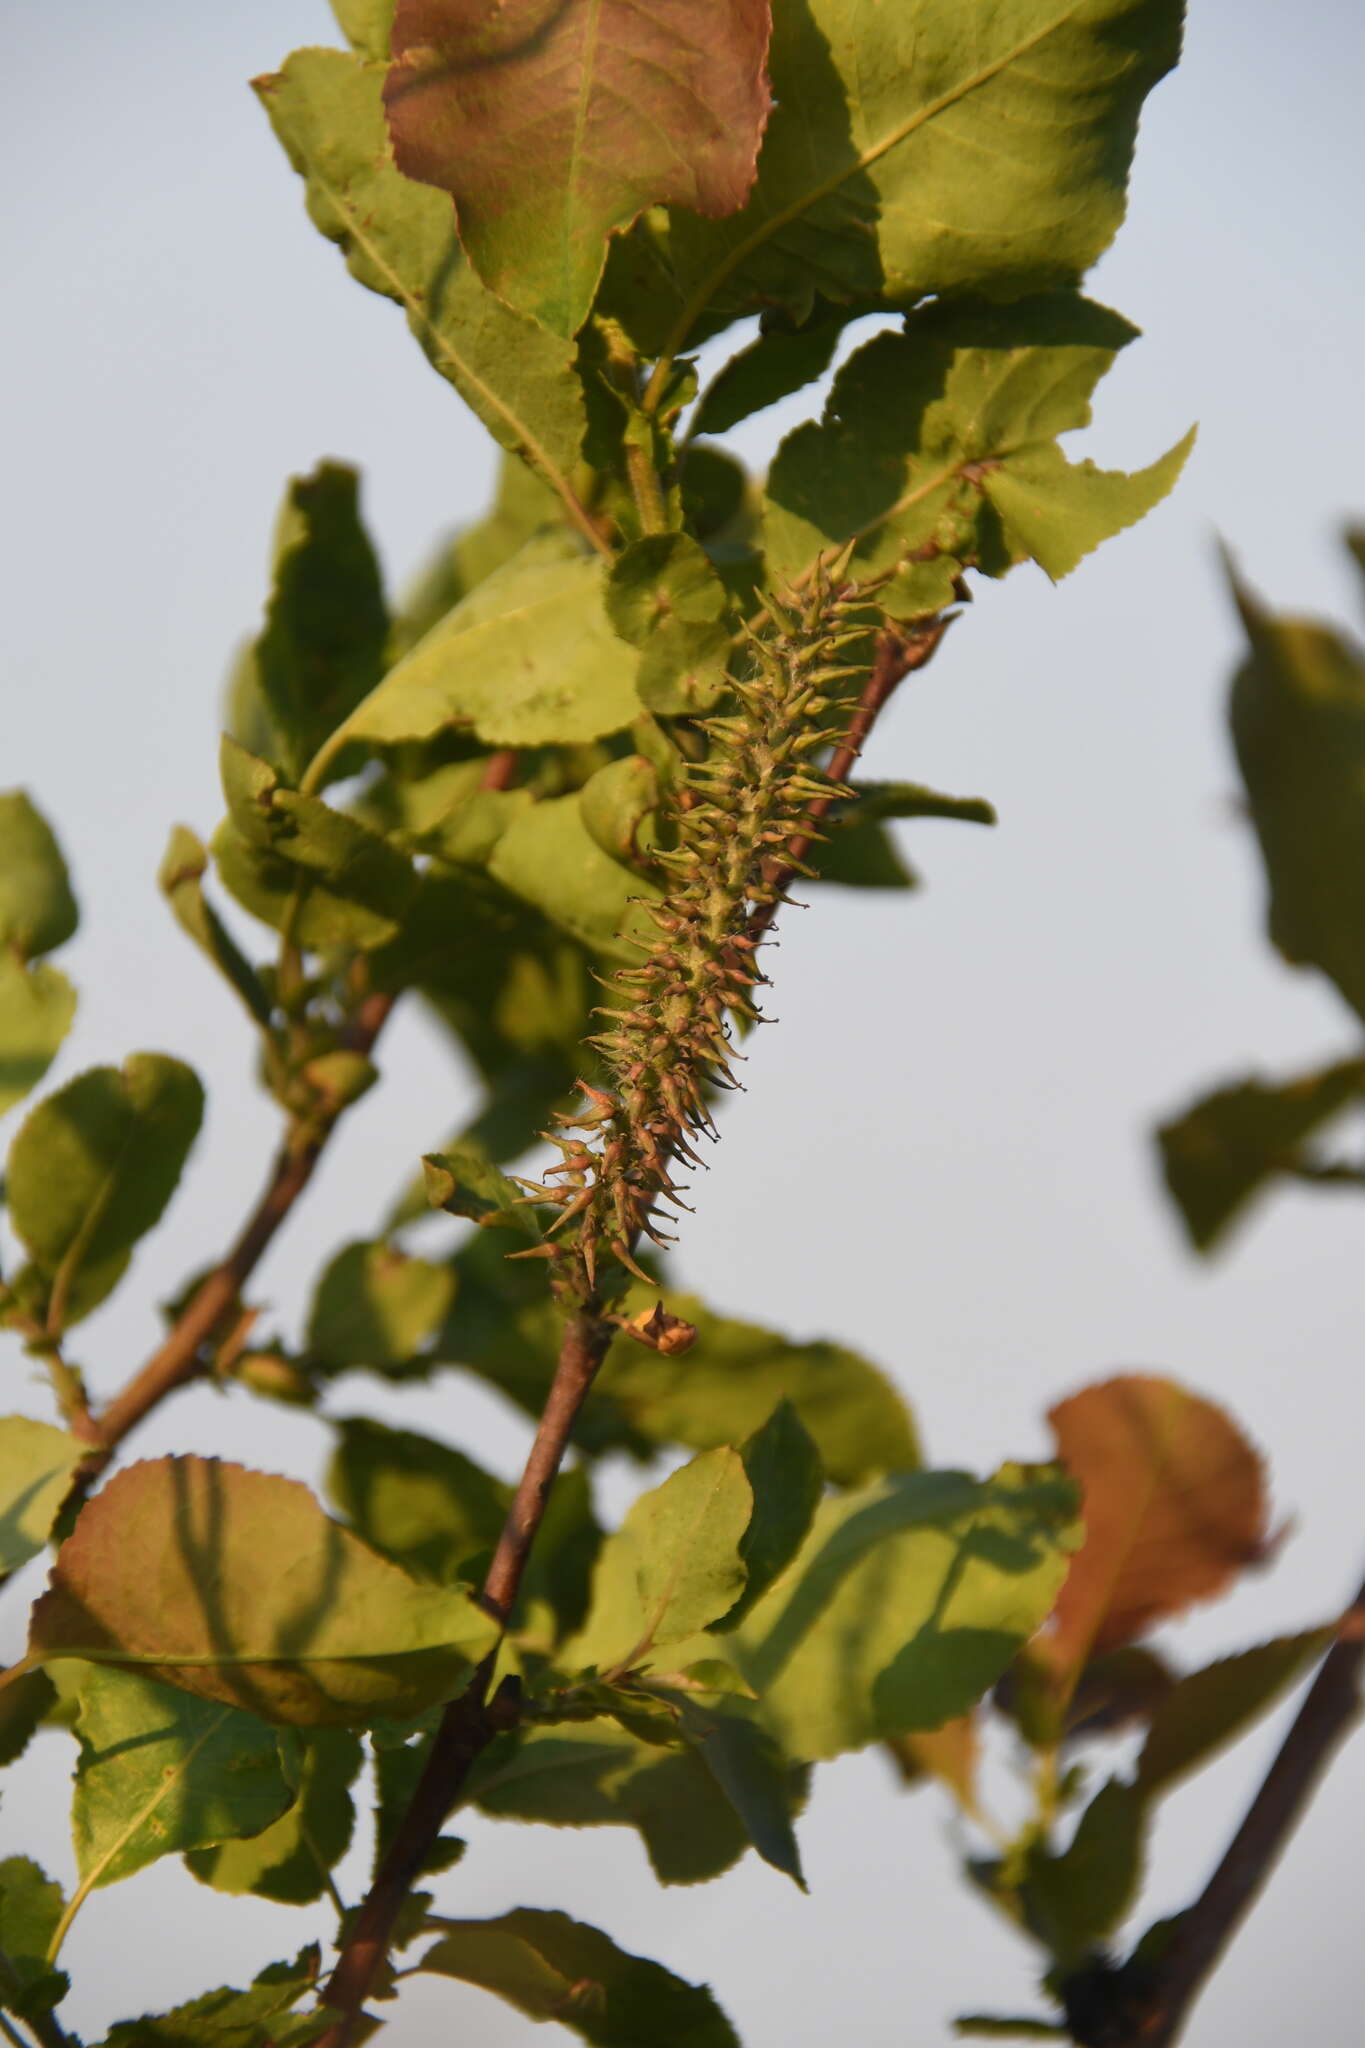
[1062, 1567, 1365, 2047]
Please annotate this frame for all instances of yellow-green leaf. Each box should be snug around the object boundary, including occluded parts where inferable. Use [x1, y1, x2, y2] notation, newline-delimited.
[27, 1457, 498, 1727]
[0, 1417, 84, 1578]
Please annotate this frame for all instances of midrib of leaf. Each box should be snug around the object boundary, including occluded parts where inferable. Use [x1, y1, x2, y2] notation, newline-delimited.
[49, 1708, 232, 1963]
[632, 1461, 741, 1660]
[643, 0, 1087, 409]
[303, 149, 606, 557]
[770, 417, 1028, 613]
[307, 570, 597, 788]
[565, 0, 607, 314]
[44, 1115, 141, 1337]
[28, 1638, 479, 1675]
[1057, 1442, 1166, 1693]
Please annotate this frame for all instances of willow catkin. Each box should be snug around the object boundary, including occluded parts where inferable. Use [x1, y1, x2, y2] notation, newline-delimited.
[519, 566, 880, 1292]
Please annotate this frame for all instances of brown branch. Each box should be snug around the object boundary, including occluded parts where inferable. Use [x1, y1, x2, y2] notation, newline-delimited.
[311, 1303, 617, 2048]
[1119, 1569, 1365, 2047]
[1060, 1570, 1365, 2047]
[75, 992, 394, 1480]
[747, 609, 955, 945]
[302, 609, 958, 2042]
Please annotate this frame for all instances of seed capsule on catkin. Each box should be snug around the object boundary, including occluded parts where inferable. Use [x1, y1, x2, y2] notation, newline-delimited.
[522, 569, 885, 1289]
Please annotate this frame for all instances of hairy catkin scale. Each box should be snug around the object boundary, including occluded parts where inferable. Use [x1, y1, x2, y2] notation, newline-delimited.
[519, 570, 880, 1293]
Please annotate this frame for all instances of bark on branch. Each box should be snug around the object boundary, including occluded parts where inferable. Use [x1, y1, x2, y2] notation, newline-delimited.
[311, 1305, 617, 2048]
[77, 992, 394, 1480]
[1063, 1567, 1365, 2047]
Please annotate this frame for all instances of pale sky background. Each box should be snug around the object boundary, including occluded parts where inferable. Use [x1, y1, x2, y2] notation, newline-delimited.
[3, 2, 1364, 2042]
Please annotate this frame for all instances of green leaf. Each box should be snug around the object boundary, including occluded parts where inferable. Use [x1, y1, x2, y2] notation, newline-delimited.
[487, 793, 662, 959]
[714, 1401, 823, 1632]
[368, 866, 595, 1163]
[0, 1857, 68, 2023]
[954, 2019, 1067, 2040]
[6, 1054, 204, 1330]
[691, 302, 858, 438]
[435, 1253, 922, 1473]
[765, 295, 1191, 590]
[814, 820, 916, 890]
[1227, 562, 1365, 1024]
[844, 780, 998, 830]
[1022, 1778, 1145, 1965]
[248, 462, 390, 784]
[186, 1728, 364, 1903]
[392, 455, 565, 657]
[394, 774, 534, 871]
[0, 791, 77, 958]
[384, 0, 772, 340]
[211, 826, 398, 955]
[337, 535, 641, 756]
[815, 778, 996, 890]
[1136, 1631, 1332, 1801]
[673, 1700, 805, 1887]
[27, 1456, 499, 1726]
[592, 1291, 920, 1484]
[570, 1450, 753, 1670]
[158, 827, 272, 1029]
[679, 446, 752, 544]
[0, 1416, 84, 1578]
[517, 1464, 605, 1647]
[424, 1144, 544, 1238]
[255, 47, 585, 484]
[469, 1719, 757, 1884]
[305, 1239, 455, 1374]
[660, 0, 1182, 341]
[1156, 1059, 1365, 1252]
[326, 1415, 510, 1583]
[94, 1947, 330, 2048]
[983, 432, 1196, 582]
[72, 1668, 296, 1891]
[1346, 524, 1365, 600]
[0, 957, 76, 1118]
[331, 0, 394, 63]
[633, 1451, 753, 1649]
[579, 756, 662, 871]
[605, 535, 731, 715]
[214, 738, 418, 952]
[0, 1667, 56, 1769]
[729, 1464, 1080, 1761]
[418, 1907, 740, 2044]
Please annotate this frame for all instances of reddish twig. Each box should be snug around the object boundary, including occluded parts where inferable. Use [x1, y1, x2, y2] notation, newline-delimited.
[310, 1303, 616, 2048]
[77, 992, 394, 1479]
[478, 749, 519, 792]
[305, 614, 956, 2042]
[747, 611, 954, 944]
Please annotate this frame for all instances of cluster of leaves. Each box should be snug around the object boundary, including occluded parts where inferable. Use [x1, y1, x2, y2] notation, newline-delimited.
[1157, 533, 1365, 1250]
[931, 1377, 1330, 2040]
[5, 2, 1335, 2046]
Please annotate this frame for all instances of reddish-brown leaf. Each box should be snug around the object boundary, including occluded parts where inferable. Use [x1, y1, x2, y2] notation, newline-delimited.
[383, 0, 773, 337]
[1043, 1375, 1268, 1681]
